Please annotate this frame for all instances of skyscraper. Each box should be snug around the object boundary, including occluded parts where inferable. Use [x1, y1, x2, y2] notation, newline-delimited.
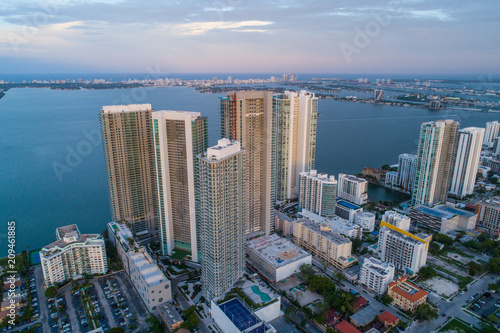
[100, 104, 158, 235]
[197, 139, 245, 302]
[449, 127, 484, 198]
[373, 89, 384, 101]
[411, 120, 459, 206]
[274, 90, 318, 201]
[397, 153, 417, 192]
[152, 111, 208, 261]
[220, 91, 274, 237]
[298, 170, 337, 217]
[484, 121, 500, 148]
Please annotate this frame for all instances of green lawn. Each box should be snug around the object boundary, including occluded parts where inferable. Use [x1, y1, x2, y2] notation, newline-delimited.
[170, 249, 190, 261]
[439, 318, 480, 333]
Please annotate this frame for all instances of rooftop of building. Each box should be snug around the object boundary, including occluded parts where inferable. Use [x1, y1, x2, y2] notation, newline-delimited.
[337, 200, 362, 210]
[380, 222, 431, 244]
[299, 210, 359, 231]
[362, 257, 394, 276]
[297, 220, 352, 245]
[273, 210, 296, 222]
[56, 224, 80, 239]
[339, 174, 368, 183]
[356, 211, 375, 218]
[388, 277, 428, 303]
[324, 308, 340, 325]
[434, 205, 475, 218]
[300, 170, 336, 183]
[42, 224, 102, 254]
[201, 139, 241, 161]
[354, 296, 368, 310]
[152, 110, 202, 120]
[216, 298, 262, 332]
[479, 198, 500, 207]
[158, 303, 183, 327]
[411, 205, 452, 219]
[129, 251, 168, 287]
[378, 311, 399, 325]
[350, 305, 379, 327]
[344, 264, 361, 277]
[336, 320, 362, 333]
[108, 222, 137, 253]
[101, 104, 152, 113]
[246, 234, 310, 269]
[108, 222, 168, 287]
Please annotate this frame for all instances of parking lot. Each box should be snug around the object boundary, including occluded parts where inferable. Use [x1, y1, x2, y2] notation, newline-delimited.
[468, 292, 500, 320]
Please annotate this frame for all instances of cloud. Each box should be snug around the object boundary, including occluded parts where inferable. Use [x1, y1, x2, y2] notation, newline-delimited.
[169, 20, 273, 36]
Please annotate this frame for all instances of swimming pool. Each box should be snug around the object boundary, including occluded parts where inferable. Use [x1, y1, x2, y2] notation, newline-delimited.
[251, 286, 272, 303]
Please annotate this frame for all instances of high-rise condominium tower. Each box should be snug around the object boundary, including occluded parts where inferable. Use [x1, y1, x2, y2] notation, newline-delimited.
[411, 120, 459, 206]
[220, 91, 274, 237]
[197, 139, 245, 302]
[298, 170, 337, 217]
[100, 104, 158, 235]
[449, 127, 484, 198]
[484, 121, 500, 148]
[152, 111, 208, 261]
[274, 90, 318, 201]
[397, 153, 417, 192]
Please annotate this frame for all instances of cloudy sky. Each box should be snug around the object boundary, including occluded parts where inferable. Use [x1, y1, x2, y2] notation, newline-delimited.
[0, 0, 499, 74]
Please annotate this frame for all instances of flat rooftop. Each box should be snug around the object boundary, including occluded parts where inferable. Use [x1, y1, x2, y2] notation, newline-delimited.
[56, 224, 80, 239]
[217, 298, 261, 332]
[246, 234, 310, 269]
[412, 205, 453, 219]
[101, 104, 152, 113]
[434, 205, 475, 218]
[158, 303, 183, 327]
[298, 220, 351, 245]
[337, 200, 362, 210]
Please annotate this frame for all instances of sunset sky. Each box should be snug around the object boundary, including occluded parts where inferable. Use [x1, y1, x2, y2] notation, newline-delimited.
[1, 0, 499, 74]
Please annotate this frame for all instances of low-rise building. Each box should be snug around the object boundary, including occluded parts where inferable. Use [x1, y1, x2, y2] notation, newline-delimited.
[354, 211, 376, 232]
[158, 303, 183, 332]
[246, 234, 312, 282]
[293, 220, 356, 270]
[382, 211, 411, 232]
[335, 320, 362, 333]
[40, 224, 107, 287]
[362, 167, 386, 182]
[274, 210, 297, 237]
[359, 257, 395, 295]
[324, 308, 341, 327]
[211, 298, 274, 333]
[108, 222, 171, 312]
[409, 204, 477, 233]
[387, 276, 428, 312]
[336, 200, 363, 223]
[344, 265, 361, 283]
[477, 199, 500, 233]
[379, 311, 399, 328]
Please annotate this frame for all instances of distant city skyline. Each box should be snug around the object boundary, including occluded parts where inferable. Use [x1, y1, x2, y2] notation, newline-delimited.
[0, 0, 499, 74]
